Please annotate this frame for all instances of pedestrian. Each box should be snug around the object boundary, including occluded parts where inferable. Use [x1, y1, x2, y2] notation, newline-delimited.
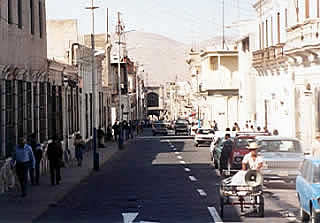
[112, 120, 120, 141]
[219, 133, 233, 175]
[28, 133, 43, 185]
[263, 126, 269, 134]
[257, 126, 262, 132]
[11, 137, 35, 197]
[213, 120, 218, 131]
[244, 123, 250, 131]
[97, 126, 105, 147]
[106, 124, 113, 141]
[74, 134, 84, 167]
[47, 136, 63, 186]
[250, 125, 255, 132]
[273, 129, 279, 136]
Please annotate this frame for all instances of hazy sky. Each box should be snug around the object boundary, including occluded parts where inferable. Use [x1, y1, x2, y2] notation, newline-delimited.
[47, 0, 255, 44]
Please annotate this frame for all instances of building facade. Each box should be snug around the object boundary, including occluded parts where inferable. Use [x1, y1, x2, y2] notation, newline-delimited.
[0, 0, 48, 157]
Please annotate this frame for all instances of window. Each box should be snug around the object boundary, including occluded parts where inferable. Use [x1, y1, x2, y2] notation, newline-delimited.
[33, 84, 38, 141]
[285, 8, 288, 28]
[85, 93, 88, 139]
[17, 80, 24, 139]
[90, 93, 92, 137]
[58, 86, 63, 140]
[5, 80, 15, 157]
[30, 0, 34, 34]
[38, 1, 43, 38]
[8, 0, 12, 24]
[17, 0, 22, 28]
[305, 0, 310, 19]
[277, 12, 281, 44]
[39, 83, 46, 143]
[262, 22, 265, 48]
[266, 19, 268, 47]
[259, 24, 262, 49]
[26, 82, 32, 135]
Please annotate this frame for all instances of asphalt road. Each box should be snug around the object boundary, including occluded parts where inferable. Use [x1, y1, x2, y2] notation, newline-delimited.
[35, 129, 301, 223]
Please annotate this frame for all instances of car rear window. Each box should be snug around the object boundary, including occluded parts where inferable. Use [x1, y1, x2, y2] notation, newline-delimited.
[258, 140, 302, 153]
[236, 138, 256, 148]
[198, 129, 214, 134]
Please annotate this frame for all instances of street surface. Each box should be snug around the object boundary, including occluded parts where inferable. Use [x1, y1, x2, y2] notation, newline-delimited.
[36, 129, 301, 223]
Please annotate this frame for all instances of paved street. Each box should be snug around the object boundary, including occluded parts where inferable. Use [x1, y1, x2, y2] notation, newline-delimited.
[35, 129, 301, 223]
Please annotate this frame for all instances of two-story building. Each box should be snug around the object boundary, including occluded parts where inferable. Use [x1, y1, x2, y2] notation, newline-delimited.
[199, 49, 240, 129]
[252, 0, 296, 137]
[0, 0, 48, 157]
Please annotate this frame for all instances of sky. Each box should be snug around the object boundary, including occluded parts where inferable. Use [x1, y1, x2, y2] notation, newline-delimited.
[46, 0, 256, 44]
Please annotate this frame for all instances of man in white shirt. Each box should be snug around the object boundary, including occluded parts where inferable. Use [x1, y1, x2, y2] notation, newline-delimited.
[242, 142, 263, 171]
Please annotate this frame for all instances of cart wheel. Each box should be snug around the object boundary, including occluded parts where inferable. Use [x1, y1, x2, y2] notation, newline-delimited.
[220, 197, 224, 218]
[258, 195, 264, 217]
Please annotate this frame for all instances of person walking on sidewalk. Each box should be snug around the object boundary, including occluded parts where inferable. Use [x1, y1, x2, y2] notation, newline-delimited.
[112, 120, 120, 141]
[97, 126, 105, 148]
[74, 134, 84, 167]
[47, 136, 63, 186]
[11, 137, 35, 197]
[29, 133, 43, 185]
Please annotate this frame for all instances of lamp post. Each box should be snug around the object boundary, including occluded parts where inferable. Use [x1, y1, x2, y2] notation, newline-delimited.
[86, 0, 99, 171]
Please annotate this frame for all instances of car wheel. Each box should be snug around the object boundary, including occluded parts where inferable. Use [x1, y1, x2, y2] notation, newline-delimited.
[300, 206, 309, 222]
[311, 207, 320, 223]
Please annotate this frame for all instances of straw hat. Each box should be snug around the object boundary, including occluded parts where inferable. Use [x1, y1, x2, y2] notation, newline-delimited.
[248, 142, 260, 150]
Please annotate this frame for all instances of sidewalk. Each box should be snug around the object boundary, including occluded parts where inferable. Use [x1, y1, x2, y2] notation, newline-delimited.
[0, 141, 121, 223]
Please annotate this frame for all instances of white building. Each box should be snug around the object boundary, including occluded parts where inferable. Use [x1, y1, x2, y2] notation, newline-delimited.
[252, 0, 296, 137]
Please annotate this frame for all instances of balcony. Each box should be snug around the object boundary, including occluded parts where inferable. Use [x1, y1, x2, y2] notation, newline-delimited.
[252, 44, 286, 68]
[285, 19, 320, 54]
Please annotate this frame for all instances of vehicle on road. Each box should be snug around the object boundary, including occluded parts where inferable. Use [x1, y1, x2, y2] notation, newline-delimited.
[296, 158, 320, 223]
[152, 122, 167, 136]
[230, 132, 270, 170]
[256, 136, 304, 183]
[194, 128, 214, 147]
[174, 119, 189, 135]
[164, 121, 175, 135]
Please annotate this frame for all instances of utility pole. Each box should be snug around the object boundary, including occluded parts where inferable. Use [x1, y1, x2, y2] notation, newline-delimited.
[86, 0, 99, 171]
[117, 12, 122, 121]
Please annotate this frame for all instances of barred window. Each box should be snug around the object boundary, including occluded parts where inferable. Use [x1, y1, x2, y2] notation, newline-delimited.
[26, 82, 32, 135]
[90, 93, 92, 136]
[39, 83, 46, 143]
[57, 86, 63, 140]
[17, 80, 24, 139]
[76, 88, 79, 132]
[47, 83, 53, 140]
[85, 93, 89, 139]
[5, 80, 15, 157]
[68, 89, 72, 134]
[33, 83, 38, 140]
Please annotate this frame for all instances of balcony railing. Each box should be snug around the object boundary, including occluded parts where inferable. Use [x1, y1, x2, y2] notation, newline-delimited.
[253, 44, 285, 67]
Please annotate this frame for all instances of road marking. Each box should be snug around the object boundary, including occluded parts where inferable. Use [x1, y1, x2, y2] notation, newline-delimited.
[122, 212, 139, 223]
[197, 189, 207, 196]
[177, 156, 183, 159]
[208, 207, 223, 223]
[179, 161, 186, 164]
[189, 175, 197, 181]
[174, 152, 180, 155]
[184, 168, 191, 172]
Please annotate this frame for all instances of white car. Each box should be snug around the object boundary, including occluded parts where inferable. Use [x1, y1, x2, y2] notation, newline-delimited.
[194, 128, 215, 147]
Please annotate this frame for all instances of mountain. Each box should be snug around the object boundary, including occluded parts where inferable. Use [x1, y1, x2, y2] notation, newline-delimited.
[111, 31, 190, 86]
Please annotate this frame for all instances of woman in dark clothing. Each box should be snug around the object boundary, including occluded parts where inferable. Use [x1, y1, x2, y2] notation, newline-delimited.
[74, 134, 84, 167]
[29, 133, 43, 185]
[47, 136, 63, 185]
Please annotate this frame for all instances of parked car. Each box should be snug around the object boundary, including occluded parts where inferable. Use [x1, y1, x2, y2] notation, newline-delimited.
[164, 121, 175, 135]
[174, 119, 189, 135]
[230, 132, 270, 170]
[296, 158, 320, 222]
[194, 128, 215, 147]
[152, 122, 167, 136]
[256, 136, 304, 183]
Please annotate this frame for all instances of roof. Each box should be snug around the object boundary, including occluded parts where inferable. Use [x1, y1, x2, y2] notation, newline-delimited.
[255, 136, 300, 141]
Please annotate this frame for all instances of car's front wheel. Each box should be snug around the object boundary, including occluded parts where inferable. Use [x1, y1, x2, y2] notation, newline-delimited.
[311, 207, 320, 223]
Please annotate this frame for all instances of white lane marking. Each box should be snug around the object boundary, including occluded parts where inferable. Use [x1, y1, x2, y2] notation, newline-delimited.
[189, 175, 197, 181]
[208, 207, 223, 223]
[177, 156, 183, 159]
[174, 152, 180, 155]
[179, 160, 186, 164]
[122, 212, 139, 223]
[197, 189, 207, 196]
[184, 168, 191, 172]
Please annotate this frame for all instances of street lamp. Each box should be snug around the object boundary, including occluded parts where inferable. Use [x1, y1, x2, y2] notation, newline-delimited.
[85, 0, 99, 171]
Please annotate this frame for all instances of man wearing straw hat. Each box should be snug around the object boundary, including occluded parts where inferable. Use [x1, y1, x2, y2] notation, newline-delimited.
[242, 142, 263, 171]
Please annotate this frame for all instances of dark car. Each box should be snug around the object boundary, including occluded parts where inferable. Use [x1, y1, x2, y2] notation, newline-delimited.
[174, 119, 189, 135]
[152, 123, 167, 136]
